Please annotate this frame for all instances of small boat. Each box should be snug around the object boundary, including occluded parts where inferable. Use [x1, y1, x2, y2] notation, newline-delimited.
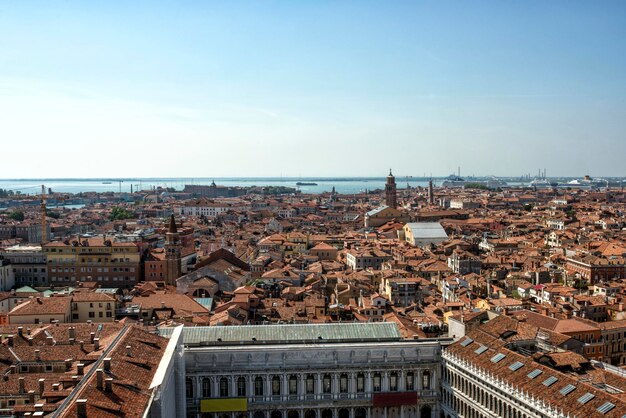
[296, 182, 318, 186]
[102, 181, 112, 184]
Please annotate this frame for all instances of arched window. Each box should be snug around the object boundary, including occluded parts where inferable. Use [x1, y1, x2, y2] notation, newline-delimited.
[306, 374, 315, 394]
[356, 373, 365, 393]
[406, 372, 414, 390]
[339, 374, 348, 393]
[322, 374, 332, 393]
[219, 377, 229, 397]
[373, 372, 382, 392]
[289, 375, 298, 395]
[185, 377, 194, 399]
[272, 376, 281, 395]
[254, 376, 264, 396]
[422, 371, 431, 389]
[202, 377, 211, 398]
[237, 377, 246, 397]
[390, 372, 398, 391]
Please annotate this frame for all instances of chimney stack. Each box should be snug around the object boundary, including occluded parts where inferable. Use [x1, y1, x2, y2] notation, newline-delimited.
[103, 358, 111, 372]
[18, 377, 25, 394]
[8, 335, 14, 347]
[17, 327, 23, 337]
[96, 369, 103, 390]
[52, 383, 60, 391]
[93, 338, 100, 350]
[77, 364, 85, 375]
[28, 390, 35, 404]
[69, 327, 75, 340]
[46, 336, 54, 346]
[35, 349, 41, 361]
[90, 332, 95, 343]
[38, 378, 45, 394]
[79, 340, 84, 351]
[76, 399, 87, 418]
[105, 378, 113, 392]
[126, 345, 132, 357]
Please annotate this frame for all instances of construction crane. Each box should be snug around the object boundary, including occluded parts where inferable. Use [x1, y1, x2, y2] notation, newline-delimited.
[40, 185, 48, 243]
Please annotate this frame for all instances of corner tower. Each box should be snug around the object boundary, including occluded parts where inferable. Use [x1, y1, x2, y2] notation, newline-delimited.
[165, 214, 182, 286]
[385, 169, 397, 208]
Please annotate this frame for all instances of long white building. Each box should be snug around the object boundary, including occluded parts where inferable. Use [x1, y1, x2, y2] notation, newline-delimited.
[160, 323, 448, 418]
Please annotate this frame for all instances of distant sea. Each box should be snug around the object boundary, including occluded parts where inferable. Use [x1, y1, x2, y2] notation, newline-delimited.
[0, 177, 443, 195]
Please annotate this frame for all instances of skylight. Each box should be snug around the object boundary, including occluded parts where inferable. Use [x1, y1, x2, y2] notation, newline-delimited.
[542, 376, 558, 387]
[560, 384, 576, 396]
[460, 338, 474, 347]
[577, 392, 595, 404]
[597, 402, 615, 414]
[509, 361, 524, 371]
[527, 369, 543, 379]
[474, 345, 488, 354]
[490, 353, 506, 363]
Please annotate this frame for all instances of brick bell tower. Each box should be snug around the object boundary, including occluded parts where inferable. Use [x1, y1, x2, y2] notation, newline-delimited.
[385, 169, 397, 208]
[165, 214, 182, 286]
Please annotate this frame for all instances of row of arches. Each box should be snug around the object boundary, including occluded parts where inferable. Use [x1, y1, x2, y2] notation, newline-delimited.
[201, 406, 433, 418]
[188, 370, 432, 399]
[443, 366, 535, 418]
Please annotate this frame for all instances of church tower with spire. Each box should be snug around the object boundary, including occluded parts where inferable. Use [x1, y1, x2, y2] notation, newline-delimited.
[385, 169, 397, 208]
[165, 214, 182, 286]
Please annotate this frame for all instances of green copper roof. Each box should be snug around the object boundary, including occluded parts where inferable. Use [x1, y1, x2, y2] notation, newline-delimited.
[158, 322, 402, 346]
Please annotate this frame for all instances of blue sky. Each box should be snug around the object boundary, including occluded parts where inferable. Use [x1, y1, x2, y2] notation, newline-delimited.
[1, 1, 625, 178]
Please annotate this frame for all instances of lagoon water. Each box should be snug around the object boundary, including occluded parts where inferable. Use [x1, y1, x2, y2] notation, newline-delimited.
[0, 178, 441, 195]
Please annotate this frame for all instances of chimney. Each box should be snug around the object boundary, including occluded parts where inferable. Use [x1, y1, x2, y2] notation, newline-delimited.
[96, 369, 103, 390]
[35, 349, 41, 361]
[69, 327, 75, 340]
[161, 301, 165, 309]
[76, 363, 84, 374]
[69, 338, 75, 345]
[34, 403, 44, 413]
[18, 377, 25, 394]
[28, 337, 33, 346]
[93, 338, 100, 350]
[52, 383, 60, 391]
[105, 378, 113, 392]
[26, 328, 31, 335]
[46, 336, 54, 345]
[103, 358, 111, 372]
[126, 345, 132, 357]
[10, 365, 16, 374]
[77, 399, 87, 418]
[79, 341, 84, 351]
[17, 326, 23, 337]
[65, 358, 72, 370]
[90, 332, 95, 343]
[8, 335, 14, 347]
[38, 378, 45, 394]
[28, 390, 35, 404]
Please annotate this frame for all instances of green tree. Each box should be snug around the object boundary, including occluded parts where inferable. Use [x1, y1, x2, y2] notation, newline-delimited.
[109, 206, 135, 221]
[8, 210, 24, 221]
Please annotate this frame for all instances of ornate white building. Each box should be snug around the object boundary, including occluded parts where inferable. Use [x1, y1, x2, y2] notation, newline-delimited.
[160, 323, 446, 418]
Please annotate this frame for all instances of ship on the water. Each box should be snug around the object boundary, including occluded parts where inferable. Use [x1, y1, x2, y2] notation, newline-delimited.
[296, 182, 318, 186]
[441, 174, 507, 188]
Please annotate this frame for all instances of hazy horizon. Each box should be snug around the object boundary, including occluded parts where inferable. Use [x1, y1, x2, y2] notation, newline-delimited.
[2, 1, 625, 178]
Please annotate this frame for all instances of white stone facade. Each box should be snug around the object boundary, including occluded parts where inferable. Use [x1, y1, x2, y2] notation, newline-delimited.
[184, 341, 442, 418]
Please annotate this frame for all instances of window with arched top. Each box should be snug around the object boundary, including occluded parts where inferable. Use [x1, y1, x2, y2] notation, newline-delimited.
[356, 373, 365, 393]
[271, 376, 281, 395]
[289, 375, 298, 395]
[202, 377, 211, 398]
[322, 374, 332, 393]
[339, 373, 348, 393]
[237, 377, 246, 397]
[254, 376, 264, 396]
[406, 372, 414, 390]
[305, 375, 315, 394]
[219, 377, 229, 397]
[373, 372, 382, 392]
[390, 372, 398, 391]
[422, 370, 431, 389]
